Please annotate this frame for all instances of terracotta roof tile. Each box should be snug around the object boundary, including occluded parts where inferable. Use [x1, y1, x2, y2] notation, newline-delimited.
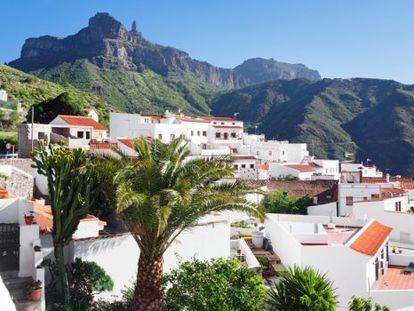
[58, 115, 107, 131]
[201, 116, 238, 122]
[284, 164, 316, 173]
[350, 220, 392, 256]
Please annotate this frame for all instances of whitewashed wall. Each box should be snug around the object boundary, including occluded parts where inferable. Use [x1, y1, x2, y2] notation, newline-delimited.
[307, 202, 338, 216]
[0, 275, 16, 311]
[265, 215, 303, 267]
[352, 200, 414, 244]
[71, 220, 230, 299]
[370, 290, 414, 311]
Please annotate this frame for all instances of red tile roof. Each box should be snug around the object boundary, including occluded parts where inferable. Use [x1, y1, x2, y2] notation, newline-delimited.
[58, 115, 107, 131]
[179, 117, 209, 123]
[256, 164, 269, 170]
[213, 125, 243, 129]
[233, 156, 257, 160]
[201, 116, 237, 122]
[350, 220, 392, 256]
[361, 177, 414, 190]
[284, 164, 316, 173]
[89, 142, 118, 150]
[118, 137, 152, 150]
[380, 187, 406, 194]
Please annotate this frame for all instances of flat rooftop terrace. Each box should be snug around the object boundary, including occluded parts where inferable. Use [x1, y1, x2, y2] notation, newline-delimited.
[324, 226, 360, 246]
[374, 266, 414, 290]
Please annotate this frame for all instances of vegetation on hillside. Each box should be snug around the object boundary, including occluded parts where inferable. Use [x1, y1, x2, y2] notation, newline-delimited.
[0, 64, 108, 110]
[212, 78, 414, 176]
[34, 59, 219, 115]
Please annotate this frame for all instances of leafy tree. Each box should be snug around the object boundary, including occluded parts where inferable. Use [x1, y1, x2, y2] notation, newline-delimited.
[348, 296, 390, 311]
[69, 258, 114, 306]
[267, 265, 337, 311]
[27, 92, 86, 124]
[114, 137, 264, 310]
[32, 143, 96, 304]
[265, 191, 312, 214]
[163, 258, 267, 311]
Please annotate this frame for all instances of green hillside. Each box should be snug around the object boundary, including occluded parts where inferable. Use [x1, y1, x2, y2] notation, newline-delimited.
[212, 78, 414, 176]
[33, 59, 219, 115]
[0, 64, 108, 110]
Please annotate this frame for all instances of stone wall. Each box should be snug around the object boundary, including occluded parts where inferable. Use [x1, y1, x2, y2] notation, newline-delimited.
[6, 167, 34, 198]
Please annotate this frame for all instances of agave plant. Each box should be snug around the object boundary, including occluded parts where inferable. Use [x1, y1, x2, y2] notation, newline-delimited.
[267, 265, 337, 311]
[114, 136, 264, 310]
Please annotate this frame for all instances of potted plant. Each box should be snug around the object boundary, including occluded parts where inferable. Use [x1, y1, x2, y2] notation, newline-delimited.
[398, 249, 403, 254]
[24, 211, 35, 225]
[27, 280, 42, 301]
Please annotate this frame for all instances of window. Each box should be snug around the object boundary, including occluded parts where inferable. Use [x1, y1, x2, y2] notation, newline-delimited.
[282, 150, 285, 155]
[77, 131, 84, 139]
[38, 132, 46, 141]
[197, 131, 200, 136]
[191, 131, 194, 136]
[213, 122, 217, 124]
[85, 131, 90, 139]
[346, 196, 353, 206]
[250, 164, 254, 169]
[233, 165, 238, 170]
[396, 201, 402, 212]
[223, 133, 229, 140]
[221, 122, 225, 125]
[158, 134, 163, 140]
[268, 151, 272, 156]
[232, 122, 235, 125]
[215, 132, 221, 139]
[231, 132, 236, 138]
[202, 131, 207, 136]
[241, 164, 246, 168]
[232, 148, 238, 153]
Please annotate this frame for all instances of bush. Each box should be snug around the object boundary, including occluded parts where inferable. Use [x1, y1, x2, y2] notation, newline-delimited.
[265, 191, 312, 214]
[43, 258, 114, 310]
[163, 258, 267, 311]
[348, 296, 390, 311]
[267, 265, 337, 311]
[69, 258, 114, 305]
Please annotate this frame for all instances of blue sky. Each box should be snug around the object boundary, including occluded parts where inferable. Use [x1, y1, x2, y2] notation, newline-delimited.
[2, 0, 414, 83]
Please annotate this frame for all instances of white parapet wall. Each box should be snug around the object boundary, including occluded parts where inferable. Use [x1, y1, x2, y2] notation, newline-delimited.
[70, 216, 231, 299]
[0, 275, 16, 311]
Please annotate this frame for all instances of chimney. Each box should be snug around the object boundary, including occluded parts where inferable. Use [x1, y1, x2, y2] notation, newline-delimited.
[386, 173, 390, 183]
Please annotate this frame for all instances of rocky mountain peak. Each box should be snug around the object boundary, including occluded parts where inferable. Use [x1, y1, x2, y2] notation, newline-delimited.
[86, 12, 128, 40]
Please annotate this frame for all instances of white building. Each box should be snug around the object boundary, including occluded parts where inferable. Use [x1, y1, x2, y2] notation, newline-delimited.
[265, 214, 414, 310]
[50, 115, 107, 141]
[341, 163, 383, 183]
[0, 89, 8, 102]
[240, 134, 309, 163]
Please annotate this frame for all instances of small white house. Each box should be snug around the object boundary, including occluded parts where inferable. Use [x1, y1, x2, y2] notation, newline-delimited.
[50, 115, 107, 141]
[265, 214, 414, 310]
[0, 89, 8, 102]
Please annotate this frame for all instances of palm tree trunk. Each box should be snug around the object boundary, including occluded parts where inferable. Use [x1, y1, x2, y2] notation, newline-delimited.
[131, 255, 164, 311]
[54, 243, 70, 304]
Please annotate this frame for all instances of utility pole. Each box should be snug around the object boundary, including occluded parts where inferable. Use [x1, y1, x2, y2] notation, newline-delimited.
[31, 106, 34, 153]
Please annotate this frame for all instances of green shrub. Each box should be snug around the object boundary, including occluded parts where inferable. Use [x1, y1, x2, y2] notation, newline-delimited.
[163, 258, 266, 311]
[265, 191, 312, 215]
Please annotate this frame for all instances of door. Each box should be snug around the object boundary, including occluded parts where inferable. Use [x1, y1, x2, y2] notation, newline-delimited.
[0, 223, 19, 271]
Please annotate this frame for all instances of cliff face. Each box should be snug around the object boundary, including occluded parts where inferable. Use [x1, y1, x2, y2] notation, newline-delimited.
[10, 13, 243, 88]
[10, 13, 320, 89]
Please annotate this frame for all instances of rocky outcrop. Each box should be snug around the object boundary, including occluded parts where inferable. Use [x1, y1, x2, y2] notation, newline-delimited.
[10, 13, 320, 89]
[234, 58, 321, 83]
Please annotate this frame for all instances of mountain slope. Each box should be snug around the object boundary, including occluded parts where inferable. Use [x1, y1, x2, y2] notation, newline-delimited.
[212, 78, 414, 176]
[9, 12, 320, 115]
[234, 58, 321, 84]
[0, 64, 108, 110]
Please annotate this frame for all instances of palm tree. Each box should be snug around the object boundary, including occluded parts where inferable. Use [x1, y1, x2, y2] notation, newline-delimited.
[114, 137, 264, 310]
[267, 265, 337, 311]
[32, 142, 96, 304]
